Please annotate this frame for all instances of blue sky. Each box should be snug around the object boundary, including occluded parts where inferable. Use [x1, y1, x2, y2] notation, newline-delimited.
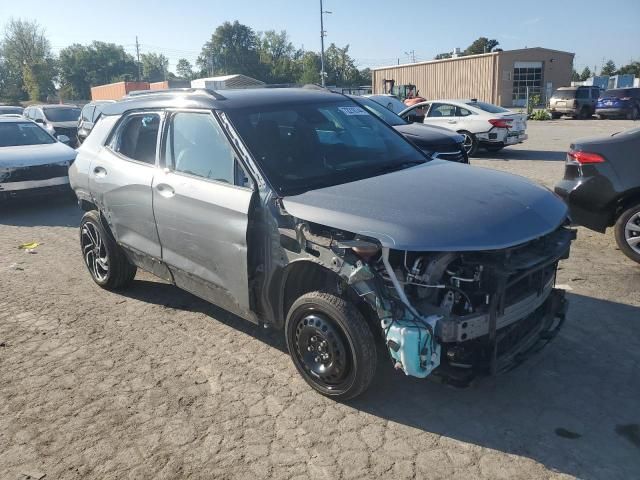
[2, 0, 639, 74]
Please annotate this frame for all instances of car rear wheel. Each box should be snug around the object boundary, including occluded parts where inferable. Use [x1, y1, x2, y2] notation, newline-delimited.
[458, 130, 478, 157]
[551, 112, 562, 119]
[579, 107, 591, 119]
[80, 211, 137, 289]
[597, 114, 607, 120]
[614, 204, 640, 264]
[626, 107, 639, 120]
[285, 291, 377, 400]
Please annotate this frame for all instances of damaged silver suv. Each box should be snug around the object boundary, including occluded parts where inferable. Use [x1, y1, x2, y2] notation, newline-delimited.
[69, 87, 574, 399]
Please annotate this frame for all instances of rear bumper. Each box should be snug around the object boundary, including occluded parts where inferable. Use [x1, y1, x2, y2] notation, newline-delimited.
[549, 107, 577, 114]
[555, 179, 611, 232]
[595, 107, 631, 117]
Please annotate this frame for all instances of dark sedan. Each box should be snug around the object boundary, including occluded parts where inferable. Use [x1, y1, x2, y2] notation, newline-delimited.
[349, 95, 468, 163]
[555, 127, 640, 263]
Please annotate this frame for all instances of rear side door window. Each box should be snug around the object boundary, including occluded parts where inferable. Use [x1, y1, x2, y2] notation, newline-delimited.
[165, 112, 235, 184]
[113, 113, 161, 165]
[576, 89, 589, 99]
[428, 103, 456, 117]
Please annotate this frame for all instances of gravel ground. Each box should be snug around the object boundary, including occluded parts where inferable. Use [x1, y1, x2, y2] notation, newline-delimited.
[1, 119, 639, 480]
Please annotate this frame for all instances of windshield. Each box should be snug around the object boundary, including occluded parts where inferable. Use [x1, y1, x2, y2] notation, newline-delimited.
[466, 101, 510, 113]
[0, 122, 56, 147]
[227, 99, 426, 195]
[351, 96, 406, 126]
[43, 107, 81, 122]
[602, 89, 631, 98]
[552, 89, 577, 100]
[0, 107, 23, 115]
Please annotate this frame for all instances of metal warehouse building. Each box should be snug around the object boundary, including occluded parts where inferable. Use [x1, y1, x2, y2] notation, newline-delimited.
[372, 47, 574, 107]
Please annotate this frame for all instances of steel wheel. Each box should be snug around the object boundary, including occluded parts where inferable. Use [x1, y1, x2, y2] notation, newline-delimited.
[81, 220, 109, 282]
[294, 313, 352, 387]
[624, 212, 640, 255]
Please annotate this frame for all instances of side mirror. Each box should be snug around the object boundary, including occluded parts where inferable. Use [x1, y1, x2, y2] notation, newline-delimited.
[35, 118, 44, 124]
[57, 135, 71, 145]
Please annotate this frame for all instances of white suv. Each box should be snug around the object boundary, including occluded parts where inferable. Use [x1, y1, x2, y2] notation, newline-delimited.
[399, 99, 527, 156]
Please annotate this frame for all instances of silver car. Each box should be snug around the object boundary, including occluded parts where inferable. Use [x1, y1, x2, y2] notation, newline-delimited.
[0, 117, 76, 200]
[69, 87, 574, 400]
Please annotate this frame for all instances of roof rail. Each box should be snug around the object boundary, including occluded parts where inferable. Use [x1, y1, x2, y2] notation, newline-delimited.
[124, 87, 226, 100]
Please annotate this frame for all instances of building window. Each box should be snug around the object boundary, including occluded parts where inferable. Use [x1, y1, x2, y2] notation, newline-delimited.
[512, 64, 543, 106]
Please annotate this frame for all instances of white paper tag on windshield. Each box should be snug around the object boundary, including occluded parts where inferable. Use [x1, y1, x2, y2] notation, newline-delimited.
[338, 106, 368, 116]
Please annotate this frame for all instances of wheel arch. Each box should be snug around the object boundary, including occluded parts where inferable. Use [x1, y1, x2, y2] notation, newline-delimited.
[616, 188, 640, 220]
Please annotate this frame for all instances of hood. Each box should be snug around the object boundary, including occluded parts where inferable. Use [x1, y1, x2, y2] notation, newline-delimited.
[282, 161, 568, 251]
[0, 142, 77, 168]
[393, 123, 463, 148]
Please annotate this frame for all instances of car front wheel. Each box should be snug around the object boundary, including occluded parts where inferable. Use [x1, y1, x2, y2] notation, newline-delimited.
[285, 291, 377, 400]
[80, 211, 137, 289]
[614, 204, 640, 264]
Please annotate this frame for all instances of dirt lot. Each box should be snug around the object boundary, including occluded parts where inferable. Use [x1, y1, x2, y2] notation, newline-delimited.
[1, 119, 639, 480]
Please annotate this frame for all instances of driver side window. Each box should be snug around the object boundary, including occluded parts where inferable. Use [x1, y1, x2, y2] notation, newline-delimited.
[165, 112, 236, 185]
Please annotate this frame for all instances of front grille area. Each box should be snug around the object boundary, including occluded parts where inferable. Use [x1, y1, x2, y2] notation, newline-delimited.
[0, 163, 70, 183]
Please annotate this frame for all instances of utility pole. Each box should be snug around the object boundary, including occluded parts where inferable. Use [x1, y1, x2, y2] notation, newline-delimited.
[320, 0, 331, 87]
[135, 36, 141, 81]
[405, 50, 416, 63]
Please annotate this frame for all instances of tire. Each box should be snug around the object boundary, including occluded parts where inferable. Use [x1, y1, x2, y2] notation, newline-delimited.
[597, 114, 607, 120]
[485, 144, 504, 153]
[551, 112, 562, 119]
[626, 107, 639, 121]
[80, 210, 137, 289]
[614, 204, 640, 264]
[578, 107, 591, 119]
[285, 291, 377, 400]
[458, 130, 479, 157]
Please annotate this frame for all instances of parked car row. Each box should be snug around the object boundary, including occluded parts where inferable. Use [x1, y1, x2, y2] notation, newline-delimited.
[549, 86, 640, 120]
[23, 104, 82, 147]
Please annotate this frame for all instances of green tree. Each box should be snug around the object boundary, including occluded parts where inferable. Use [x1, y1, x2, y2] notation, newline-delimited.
[579, 66, 592, 81]
[295, 50, 321, 84]
[258, 30, 295, 83]
[140, 52, 169, 82]
[324, 43, 359, 86]
[465, 37, 500, 55]
[601, 60, 616, 76]
[1, 18, 56, 101]
[618, 61, 640, 77]
[434, 52, 452, 60]
[176, 58, 194, 80]
[58, 42, 137, 99]
[571, 69, 580, 82]
[197, 20, 262, 78]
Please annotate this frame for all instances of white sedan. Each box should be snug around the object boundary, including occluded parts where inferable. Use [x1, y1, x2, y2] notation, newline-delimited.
[399, 99, 527, 156]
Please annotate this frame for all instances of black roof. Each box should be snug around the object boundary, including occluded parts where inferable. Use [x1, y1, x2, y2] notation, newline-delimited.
[101, 87, 346, 116]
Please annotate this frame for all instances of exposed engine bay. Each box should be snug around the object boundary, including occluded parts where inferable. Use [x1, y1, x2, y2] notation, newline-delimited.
[281, 218, 574, 385]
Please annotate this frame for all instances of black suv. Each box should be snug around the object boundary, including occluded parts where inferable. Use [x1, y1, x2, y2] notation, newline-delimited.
[69, 87, 573, 399]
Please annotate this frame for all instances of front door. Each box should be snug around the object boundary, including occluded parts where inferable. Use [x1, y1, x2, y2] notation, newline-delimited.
[152, 110, 256, 321]
[89, 111, 163, 260]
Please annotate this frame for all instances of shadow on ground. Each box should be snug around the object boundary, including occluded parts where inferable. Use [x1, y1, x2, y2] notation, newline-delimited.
[349, 292, 640, 479]
[475, 149, 566, 161]
[121, 278, 640, 479]
[0, 194, 79, 227]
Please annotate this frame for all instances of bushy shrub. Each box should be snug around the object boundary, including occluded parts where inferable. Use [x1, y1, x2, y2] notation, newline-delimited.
[530, 109, 551, 121]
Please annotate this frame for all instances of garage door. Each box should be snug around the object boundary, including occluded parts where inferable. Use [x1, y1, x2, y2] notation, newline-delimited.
[512, 61, 543, 107]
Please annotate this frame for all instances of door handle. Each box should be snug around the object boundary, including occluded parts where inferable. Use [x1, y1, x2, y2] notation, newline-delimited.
[447, 119, 457, 124]
[155, 183, 175, 198]
[93, 166, 107, 177]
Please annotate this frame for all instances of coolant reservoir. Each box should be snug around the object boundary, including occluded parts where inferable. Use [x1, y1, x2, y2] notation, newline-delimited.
[384, 316, 441, 378]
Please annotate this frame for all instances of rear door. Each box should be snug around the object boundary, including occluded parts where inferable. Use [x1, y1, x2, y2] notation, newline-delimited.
[152, 109, 256, 320]
[89, 111, 163, 259]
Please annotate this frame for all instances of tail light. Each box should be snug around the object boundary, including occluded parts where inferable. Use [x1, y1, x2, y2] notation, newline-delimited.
[488, 118, 512, 129]
[567, 149, 605, 165]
